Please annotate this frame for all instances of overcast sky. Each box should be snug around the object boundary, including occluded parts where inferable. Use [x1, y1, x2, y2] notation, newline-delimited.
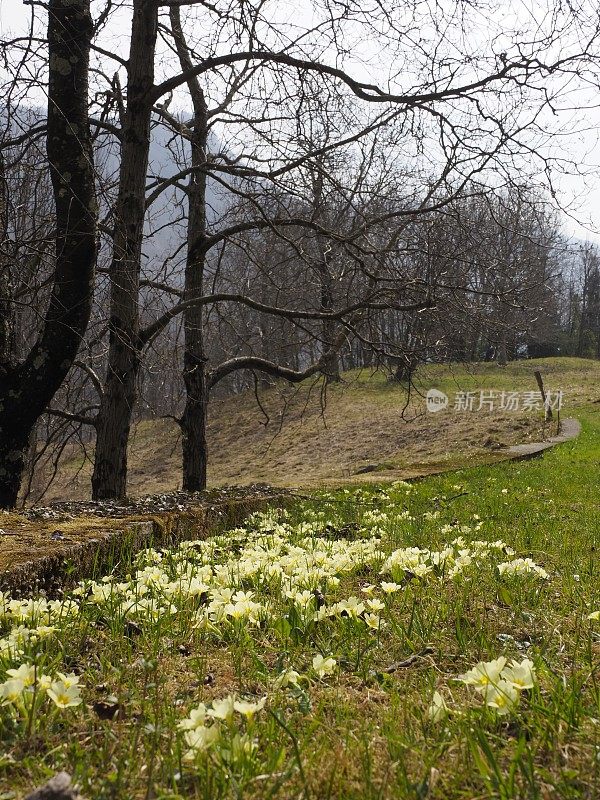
[2, 0, 600, 245]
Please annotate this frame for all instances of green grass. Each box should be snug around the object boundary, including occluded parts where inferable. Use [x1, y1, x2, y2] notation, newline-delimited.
[1, 403, 600, 798]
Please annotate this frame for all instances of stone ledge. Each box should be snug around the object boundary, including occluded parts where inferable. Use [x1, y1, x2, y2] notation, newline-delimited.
[0, 494, 290, 598]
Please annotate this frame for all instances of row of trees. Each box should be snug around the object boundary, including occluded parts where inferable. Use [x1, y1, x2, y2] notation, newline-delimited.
[559, 243, 600, 358]
[1, 0, 599, 507]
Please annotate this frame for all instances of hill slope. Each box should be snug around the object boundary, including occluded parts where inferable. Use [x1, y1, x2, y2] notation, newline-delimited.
[31, 357, 600, 502]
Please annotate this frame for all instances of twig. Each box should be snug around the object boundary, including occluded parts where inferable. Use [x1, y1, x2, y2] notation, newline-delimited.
[377, 646, 435, 674]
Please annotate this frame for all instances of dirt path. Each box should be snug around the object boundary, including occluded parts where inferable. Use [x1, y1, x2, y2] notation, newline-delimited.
[506, 417, 581, 459]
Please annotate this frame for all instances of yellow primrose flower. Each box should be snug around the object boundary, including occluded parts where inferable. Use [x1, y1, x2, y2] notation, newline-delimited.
[380, 582, 401, 594]
[206, 695, 236, 722]
[233, 697, 267, 719]
[273, 668, 301, 689]
[312, 654, 337, 678]
[178, 704, 207, 730]
[55, 672, 80, 689]
[0, 678, 25, 704]
[314, 606, 332, 622]
[35, 625, 56, 639]
[501, 658, 536, 690]
[38, 675, 53, 691]
[183, 725, 220, 760]
[483, 679, 519, 715]
[412, 563, 433, 578]
[588, 611, 600, 621]
[6, 664, 36, 687]
[457, 657, 507, 692]
[335, 597, 365, 619]
[427, 691, 449, 724]
[498, 558, 548, 580]
[47, 681, 82, 708]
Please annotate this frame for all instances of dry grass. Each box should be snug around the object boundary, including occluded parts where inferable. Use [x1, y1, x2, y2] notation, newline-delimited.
[0, 514, 126, 573]
[31, 356, 599, 504]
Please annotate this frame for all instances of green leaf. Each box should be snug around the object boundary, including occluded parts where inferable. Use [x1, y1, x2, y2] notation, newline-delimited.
[498, 585, 513, 607]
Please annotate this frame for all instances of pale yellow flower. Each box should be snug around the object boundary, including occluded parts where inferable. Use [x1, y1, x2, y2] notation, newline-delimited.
[55, 672, 80, 689]
[178, 704, 207, 730]
[497, 558, 548, 580]
[206, 695, 235, 722]
[38, 674, 53, 691]
[335, 597, 365, 619]
[501, 658, 536, 690]
[0, 678, 25, 704]
[47, 680, 82, 708]
[457, 657, 507, 692]
[483, 679, 519, 715]
[273, 668, 301, 689]
[427, 691, 449, 723]
[6, 664, 36, 687]
[312, 654, 337, 678]
[234, 697, 266, 719]
[35, 626, 56, 639]
[183, 725, 220, 760]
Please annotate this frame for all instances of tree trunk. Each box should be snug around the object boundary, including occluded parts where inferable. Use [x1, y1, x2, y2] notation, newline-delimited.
[0, 0, 97, 508]
[0, 152, 13, 372]
[91, 0, 158, 500]
[181, 363, 209, 492]
[392, 350, 419, 383]
[180, 139, 209, 492]
[497, 337, 508, 366]
[312, 171, 340, 383]
[170, 5, 210, 492]
[318, 244, 341, 381]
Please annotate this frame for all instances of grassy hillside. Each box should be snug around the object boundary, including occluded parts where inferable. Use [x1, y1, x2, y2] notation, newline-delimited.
[31, 357, 600, 503]
[3, 380, 600, 798]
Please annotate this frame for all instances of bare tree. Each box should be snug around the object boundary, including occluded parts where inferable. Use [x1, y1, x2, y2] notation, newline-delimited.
[0, 0, 97, 508]
[5, 0, 600, 504]
[576, 243, 600, 357]
[0, 152, 11, 368]
[90, 0, 159, 500]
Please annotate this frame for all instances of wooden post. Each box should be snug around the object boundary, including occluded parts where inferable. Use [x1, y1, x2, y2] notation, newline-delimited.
[534, 370, 553, 421]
